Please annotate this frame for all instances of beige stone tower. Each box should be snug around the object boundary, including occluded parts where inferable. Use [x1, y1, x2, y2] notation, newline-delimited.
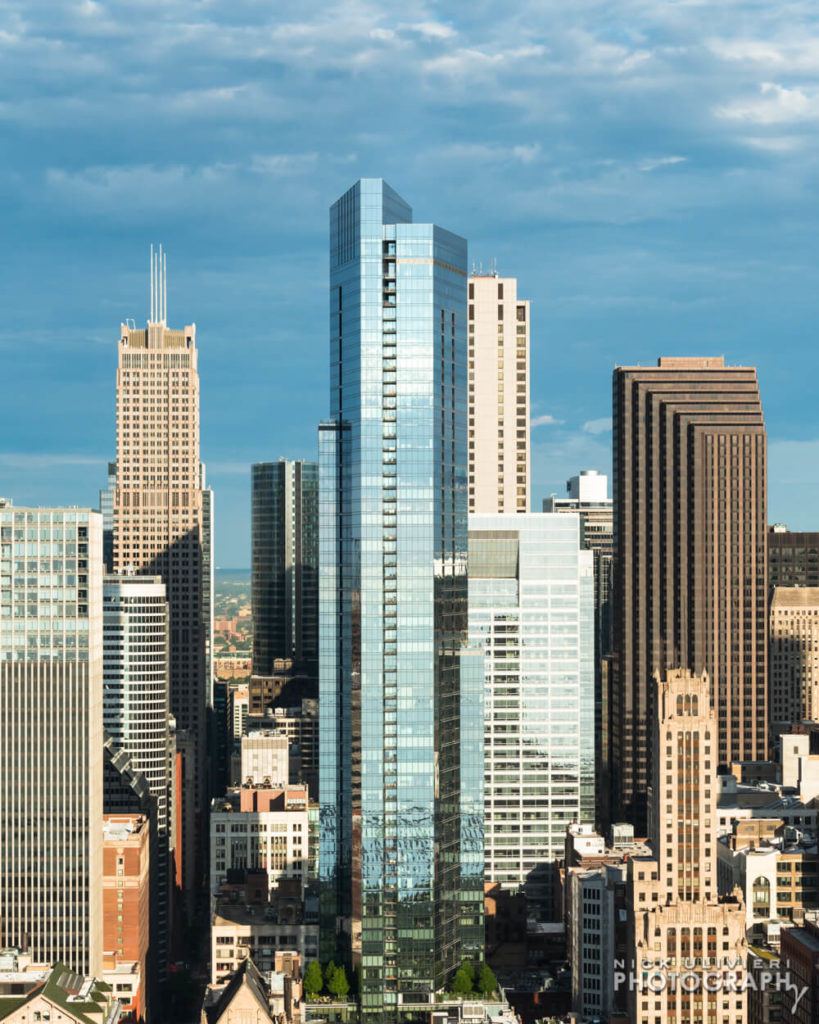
[627, 668, 747, 1023]
[112, 246, 205, 904]
[468, 273, 530, 513]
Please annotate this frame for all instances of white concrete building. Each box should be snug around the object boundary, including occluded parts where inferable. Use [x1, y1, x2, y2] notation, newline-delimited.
[209, 787, 310, 900]
[469, 513, 594, 917]
[240, 730, 290, 786]
[211, 905, 318, 984]
[468, 273, 531, 514]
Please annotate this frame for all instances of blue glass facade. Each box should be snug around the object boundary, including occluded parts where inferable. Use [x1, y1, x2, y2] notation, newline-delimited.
[319, 179, 483, 1019]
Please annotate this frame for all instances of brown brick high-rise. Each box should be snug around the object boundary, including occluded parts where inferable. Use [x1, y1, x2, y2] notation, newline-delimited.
[112, 270, 206, 910]
[611, 357, 767, 830]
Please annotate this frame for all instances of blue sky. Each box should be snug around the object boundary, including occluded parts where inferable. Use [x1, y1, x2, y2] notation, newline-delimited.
[1, 0, 819, 566]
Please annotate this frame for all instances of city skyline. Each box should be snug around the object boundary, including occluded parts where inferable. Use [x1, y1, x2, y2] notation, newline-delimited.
[3, 4, 819, 565]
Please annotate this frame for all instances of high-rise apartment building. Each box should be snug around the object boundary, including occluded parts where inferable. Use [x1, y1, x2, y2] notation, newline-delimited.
[612, 357, 767, 829]
[319, 179, 482, 1018]
[467, 273, 530, 513]
[769, 525, 819, 589]
[112, 249, 208, 901]
[251, 460, 318, 679]
[469, 513, 594, 918]
[628, 669, 748, 1023]
[103, 573, 170, 980]
[770, 587, 819, 731]
[0, 505, 104, 975]
[544, 469, 614, 830]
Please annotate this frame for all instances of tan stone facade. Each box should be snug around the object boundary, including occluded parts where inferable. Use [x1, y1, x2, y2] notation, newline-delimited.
[113, 317, 206, 899]
[468, 274, 530, 513]
[628, 669, 748, 1023]
[770, 587, 819, 729]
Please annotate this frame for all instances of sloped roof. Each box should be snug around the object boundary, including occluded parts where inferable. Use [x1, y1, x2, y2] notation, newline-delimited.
[205, 959, 271, 1024]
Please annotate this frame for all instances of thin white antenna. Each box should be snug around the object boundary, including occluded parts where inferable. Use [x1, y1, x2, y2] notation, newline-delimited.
[162, 246, 167, 324]
[149, 243, 155, 322]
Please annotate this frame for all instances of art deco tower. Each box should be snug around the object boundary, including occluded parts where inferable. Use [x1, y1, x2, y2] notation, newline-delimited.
[611, 357, 767, 830]
[112, 247, 207, 902]
[319, 180, 482, 1020]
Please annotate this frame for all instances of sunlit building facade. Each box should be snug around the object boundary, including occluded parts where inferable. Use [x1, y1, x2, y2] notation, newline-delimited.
[469, 513, 594, 917]
[319, 179, 482, 1019]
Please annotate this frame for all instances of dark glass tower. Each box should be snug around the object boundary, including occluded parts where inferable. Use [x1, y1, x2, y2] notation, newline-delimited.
[319, 179, 482, 1020]
[251, 460, 319, 679]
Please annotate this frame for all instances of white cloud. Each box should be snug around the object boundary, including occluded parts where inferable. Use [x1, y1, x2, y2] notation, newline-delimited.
[582, 417, 613, 434]
[531, 413, 563, 427]
[404, 20, 456, 41]
[716, 82, 819, 125]
[638, 155, 687, 172]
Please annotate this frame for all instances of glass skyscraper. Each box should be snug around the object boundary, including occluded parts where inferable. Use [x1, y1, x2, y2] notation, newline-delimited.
[469, 512, 595, 918]
[319, 179, 482, 1019]
[251, 460, 319, 679]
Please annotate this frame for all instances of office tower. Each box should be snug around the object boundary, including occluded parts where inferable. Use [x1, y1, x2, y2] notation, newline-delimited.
[251, 460, 319, 679]
[112, 247, 207, 901]
[102, 814, 150, 1021]
[467, 272, 530, 513]
[770, 587, 819, 731]
[769, 525, 819, 588]
[103, 573, 170, 981]
[0, 506, 104, 975]
[544, 469, 614, 830]
[320, 179, 481, 1018]
[202, 473, 215, 708]
[99, 461, 117, 572]
[612, 357, 767, 829]
[103, 575, 169, 837]
[469, 513, 594, 918]
[628, 669, 747, 1023]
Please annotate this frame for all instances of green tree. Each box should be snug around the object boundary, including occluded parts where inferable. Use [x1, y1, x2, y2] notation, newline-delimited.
[323, 960, 336, 990]
[476, 962, 498, 996]
[450, 960, 475, 996]
[327, 964, 350, 999]
[303, 960, 323, 999]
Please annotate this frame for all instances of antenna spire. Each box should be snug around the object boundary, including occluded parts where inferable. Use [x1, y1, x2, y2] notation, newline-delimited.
[148, 243, 168, 324]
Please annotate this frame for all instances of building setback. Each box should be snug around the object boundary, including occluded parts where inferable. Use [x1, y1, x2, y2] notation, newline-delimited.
[251, 460, 319, 679]
[112, 248, 209, 904]
[0, 505, 104, 976]
[612, 356, 767, 829]
[467, 273, 530, 514]
[319, 179, 482, 1019]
